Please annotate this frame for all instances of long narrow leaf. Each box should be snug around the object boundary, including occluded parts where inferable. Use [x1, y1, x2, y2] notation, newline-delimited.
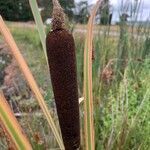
[83, 1, 103, 150]
[29, 0, 48, 65]
[0, 91, 32, 150]
[0, 16, 64, 149]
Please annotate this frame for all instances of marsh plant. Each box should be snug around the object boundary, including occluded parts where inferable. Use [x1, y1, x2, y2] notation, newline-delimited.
[0, 0, 150, 150]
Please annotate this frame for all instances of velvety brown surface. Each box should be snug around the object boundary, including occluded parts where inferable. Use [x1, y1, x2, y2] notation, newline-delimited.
[46, 29, 80, 150]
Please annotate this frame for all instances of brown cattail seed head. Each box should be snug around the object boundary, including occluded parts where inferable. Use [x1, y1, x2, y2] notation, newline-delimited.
[52, 0, 65, 30]
[46, 29, 80, 150]
[46, 0, 80, 149]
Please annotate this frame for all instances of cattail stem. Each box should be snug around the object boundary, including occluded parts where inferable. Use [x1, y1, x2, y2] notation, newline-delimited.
[46, 0, 80, 149]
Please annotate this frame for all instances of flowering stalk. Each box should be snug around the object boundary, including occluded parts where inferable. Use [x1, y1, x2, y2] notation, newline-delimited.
[46, 0, 80, 149]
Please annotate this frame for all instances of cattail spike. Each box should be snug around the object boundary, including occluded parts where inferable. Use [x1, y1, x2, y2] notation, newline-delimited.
[52, 0, 65, 30]
[47, 1, 80, 149]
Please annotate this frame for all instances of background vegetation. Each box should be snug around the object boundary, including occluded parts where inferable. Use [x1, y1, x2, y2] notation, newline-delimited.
[0, 0, 112, 24]
[0, 0, 150, 149]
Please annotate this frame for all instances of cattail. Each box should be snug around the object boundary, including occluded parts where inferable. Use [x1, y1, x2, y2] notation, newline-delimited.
[46, 0, 80, 149]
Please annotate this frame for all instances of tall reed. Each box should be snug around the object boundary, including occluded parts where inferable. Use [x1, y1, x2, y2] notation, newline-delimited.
[83, 0, 103, 149]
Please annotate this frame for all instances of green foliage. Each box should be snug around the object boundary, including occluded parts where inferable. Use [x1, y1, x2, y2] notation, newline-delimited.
[0, 0, 75, 22]
[75, 20, 150, 150]
[116, 23, 129, 80]
[11, 28, 40, 47]
[94, 59, 150, 149]
[143, 37, 150, 59]
[100, 0, 110, 25]
[75, 1, 89, 24]
[0, 0, 33, 21]
[9, 26, 50, 91]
